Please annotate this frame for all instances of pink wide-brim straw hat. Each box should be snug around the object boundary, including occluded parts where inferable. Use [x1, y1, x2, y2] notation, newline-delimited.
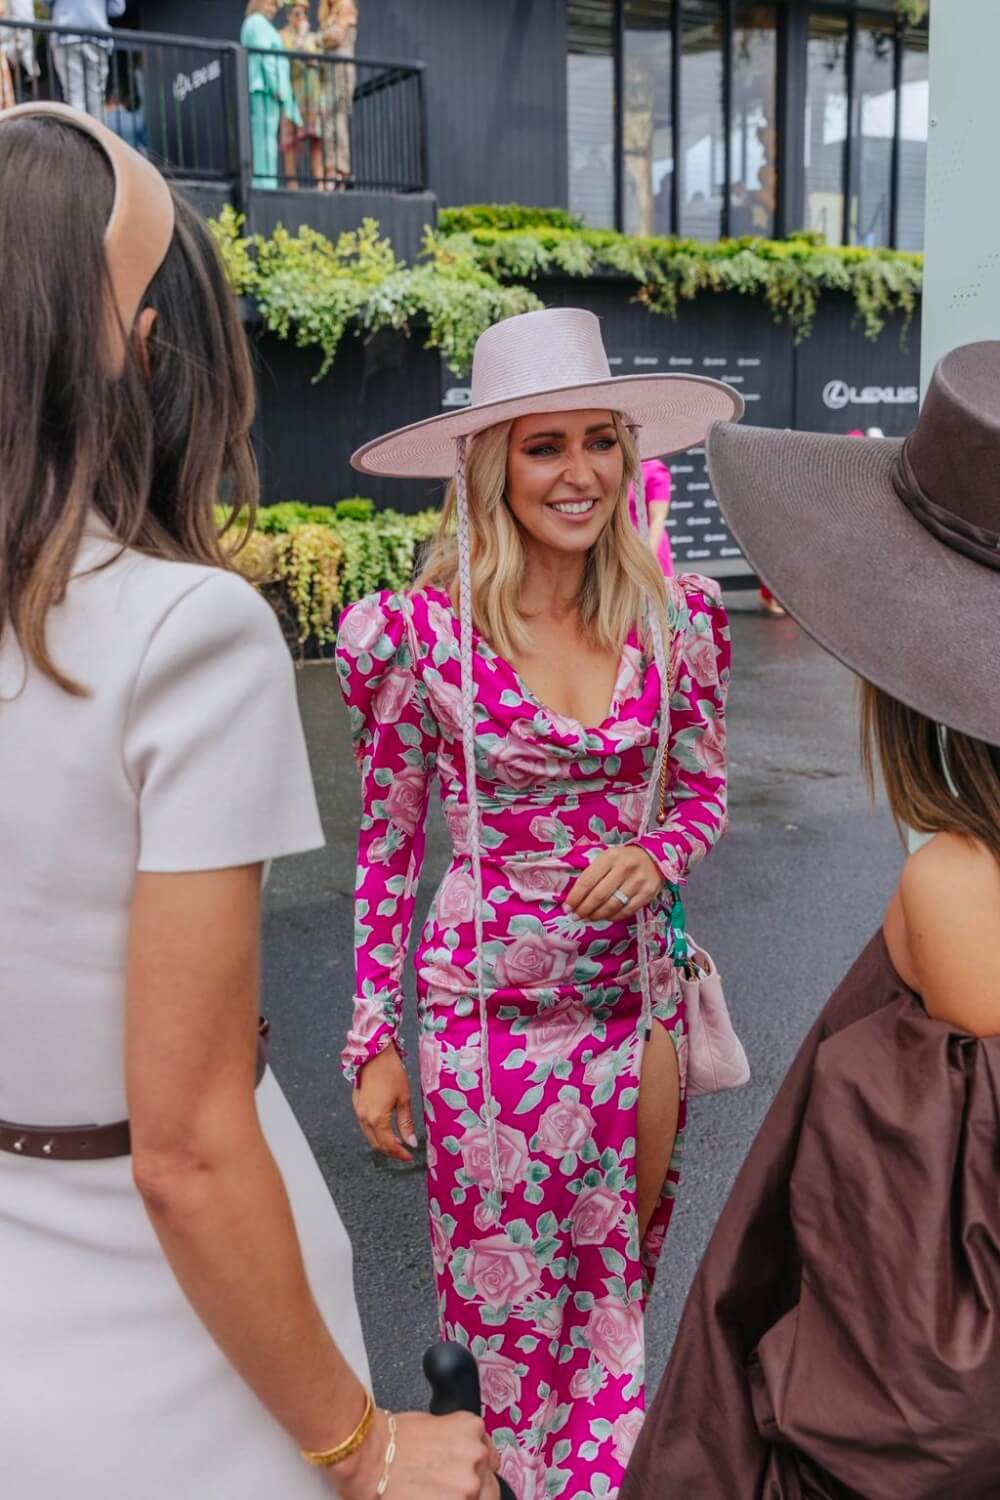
[351, 307, 744, 477]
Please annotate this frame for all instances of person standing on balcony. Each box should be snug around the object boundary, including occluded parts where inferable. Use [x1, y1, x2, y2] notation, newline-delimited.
[104, 80, 148, 155]
[241, 0, 301, 191]
[1, 0, 40, 90]
[318, 0, 357, 190]
[280, 3, 325, 190]
[50, 0, 124, 119]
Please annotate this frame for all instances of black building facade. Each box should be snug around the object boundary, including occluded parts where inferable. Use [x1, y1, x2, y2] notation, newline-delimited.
[101, 0, 925, 575]
[564, 1, 928, 249]
[130, 1, 928, 250]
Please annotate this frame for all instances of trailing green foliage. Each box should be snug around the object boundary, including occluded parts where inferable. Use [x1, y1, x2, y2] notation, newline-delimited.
[896, 0, 928, 24]
[209, 206, 541, 378]
[432, 224, 924, 343]
[215, 500, 441, 650]
[210, 202, 925, 380]
[438, 204, 585, 234]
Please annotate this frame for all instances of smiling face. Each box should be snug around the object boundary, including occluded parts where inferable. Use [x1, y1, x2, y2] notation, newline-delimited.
[505, 409, 625, 559]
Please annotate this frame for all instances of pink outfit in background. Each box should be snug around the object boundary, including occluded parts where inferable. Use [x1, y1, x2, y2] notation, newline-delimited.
[628, 459, 673, 577]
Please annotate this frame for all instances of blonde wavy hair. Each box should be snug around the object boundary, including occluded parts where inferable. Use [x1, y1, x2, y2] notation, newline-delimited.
[415, 413, 669, 660]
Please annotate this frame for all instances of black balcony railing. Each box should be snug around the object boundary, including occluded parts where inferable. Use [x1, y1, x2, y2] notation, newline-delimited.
[0, 20, 242, 181]
[244, 46, 426, 194]
[0, 18, 426, 199]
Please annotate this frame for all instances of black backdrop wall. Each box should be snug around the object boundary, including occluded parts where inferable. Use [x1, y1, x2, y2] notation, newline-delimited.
[351, 0, 568, 208]
[252, 328, 444, 515]
[253, 280, 921, 583]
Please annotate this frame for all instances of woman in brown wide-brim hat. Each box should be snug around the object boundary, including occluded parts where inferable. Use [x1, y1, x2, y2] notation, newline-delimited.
[623, 340, 1000, 1500]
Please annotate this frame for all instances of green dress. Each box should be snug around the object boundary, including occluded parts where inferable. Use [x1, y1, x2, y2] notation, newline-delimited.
[241, 13, 301, 190]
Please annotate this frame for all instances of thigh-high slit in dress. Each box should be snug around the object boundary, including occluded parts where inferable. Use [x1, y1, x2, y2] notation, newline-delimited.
[337, 576, 729, 1498]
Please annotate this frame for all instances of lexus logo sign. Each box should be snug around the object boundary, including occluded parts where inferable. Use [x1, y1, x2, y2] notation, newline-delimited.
[823, 380, 919, 411]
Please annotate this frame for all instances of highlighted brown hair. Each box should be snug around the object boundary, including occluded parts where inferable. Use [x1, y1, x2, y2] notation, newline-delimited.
[0, 117, 256, 695]
[860, 682, 1000, 863]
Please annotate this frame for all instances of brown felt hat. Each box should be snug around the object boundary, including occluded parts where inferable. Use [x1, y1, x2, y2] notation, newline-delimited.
[706, 341, 1000, 746]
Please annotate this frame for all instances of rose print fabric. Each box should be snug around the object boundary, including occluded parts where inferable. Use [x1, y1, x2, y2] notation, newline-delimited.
[336, 578, 729, 1499]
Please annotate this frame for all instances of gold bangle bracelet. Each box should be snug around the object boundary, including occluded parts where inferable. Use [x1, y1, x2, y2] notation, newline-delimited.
[300, 1390, 375, 1469]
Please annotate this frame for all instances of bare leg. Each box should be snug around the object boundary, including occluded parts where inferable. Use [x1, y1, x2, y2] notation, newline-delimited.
[636, 1021, 680, 1240]
[309, 139, 324, 186]
[282, 145, 300, 190]
[320, 127, 335, 190]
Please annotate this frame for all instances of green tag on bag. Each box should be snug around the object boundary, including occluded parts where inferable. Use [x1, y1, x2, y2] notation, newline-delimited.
[668, 882, 688, 963]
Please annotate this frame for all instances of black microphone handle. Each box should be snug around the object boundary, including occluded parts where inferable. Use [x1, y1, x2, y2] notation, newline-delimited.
[423, 1341, 516, 1500]
[423, 1340, 483, 1416]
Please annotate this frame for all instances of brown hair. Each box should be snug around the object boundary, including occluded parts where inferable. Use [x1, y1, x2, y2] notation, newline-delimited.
[244, 0, 275, 17]
[0, 117, 256, 695]
[860, 682, 1000, 863]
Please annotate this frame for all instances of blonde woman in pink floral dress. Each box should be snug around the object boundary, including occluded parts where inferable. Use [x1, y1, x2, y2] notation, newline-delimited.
[336, 310, 741, 1499]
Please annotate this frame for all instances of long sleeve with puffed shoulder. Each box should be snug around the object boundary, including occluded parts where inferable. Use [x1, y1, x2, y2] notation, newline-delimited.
[335, 590, 439, 1085]
[635, 573, 730, 886]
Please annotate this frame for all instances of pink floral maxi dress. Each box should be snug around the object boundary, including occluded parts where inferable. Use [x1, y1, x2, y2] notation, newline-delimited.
[336, 576, 729, 1499]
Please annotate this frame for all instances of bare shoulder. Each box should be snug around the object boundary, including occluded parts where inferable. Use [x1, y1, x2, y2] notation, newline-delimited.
[894, 833, 1000, 1036]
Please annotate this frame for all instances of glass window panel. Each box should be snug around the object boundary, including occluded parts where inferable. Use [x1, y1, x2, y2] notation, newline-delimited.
[896, 30, 928, 251]
[804, 13, 849, 244]
[679, 0, 724, 240]
[730, 3, 778, 238]
[624, 1, 674, 237]
[567, 1, 617, 228]
[850, 20, 896, 247]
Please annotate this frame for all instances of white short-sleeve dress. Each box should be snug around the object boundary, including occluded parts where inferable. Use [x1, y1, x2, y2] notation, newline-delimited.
[0, 516, 369, 1497]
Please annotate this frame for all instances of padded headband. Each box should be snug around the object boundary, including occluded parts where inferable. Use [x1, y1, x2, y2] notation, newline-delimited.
[0, 101, 176, 367]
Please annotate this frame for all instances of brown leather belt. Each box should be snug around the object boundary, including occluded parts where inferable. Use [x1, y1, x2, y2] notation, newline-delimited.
[0, 1023, 270, 1163]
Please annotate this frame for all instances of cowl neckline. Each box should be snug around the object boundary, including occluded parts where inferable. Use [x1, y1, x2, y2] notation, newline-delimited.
[422, 584, 654, 738]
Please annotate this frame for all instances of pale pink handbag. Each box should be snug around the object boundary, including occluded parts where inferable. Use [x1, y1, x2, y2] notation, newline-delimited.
[674, 925, 750, 1097]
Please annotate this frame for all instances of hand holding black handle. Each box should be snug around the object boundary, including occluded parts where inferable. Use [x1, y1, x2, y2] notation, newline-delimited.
[424, 1341, 516, 1500]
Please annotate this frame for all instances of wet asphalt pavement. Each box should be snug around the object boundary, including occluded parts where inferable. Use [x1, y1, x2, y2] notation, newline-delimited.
[260, 602, 901, 1411]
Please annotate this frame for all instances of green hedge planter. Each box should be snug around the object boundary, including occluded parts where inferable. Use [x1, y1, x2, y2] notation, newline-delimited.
[435, 224, 923, 345]
[218, 499, 442, 655]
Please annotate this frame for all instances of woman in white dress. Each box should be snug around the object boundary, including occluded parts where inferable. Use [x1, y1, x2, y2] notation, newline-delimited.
[0, 104, 497, 1500]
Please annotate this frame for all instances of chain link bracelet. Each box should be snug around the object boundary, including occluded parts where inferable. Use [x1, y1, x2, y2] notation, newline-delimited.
[374, 1411, 398, 1497]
